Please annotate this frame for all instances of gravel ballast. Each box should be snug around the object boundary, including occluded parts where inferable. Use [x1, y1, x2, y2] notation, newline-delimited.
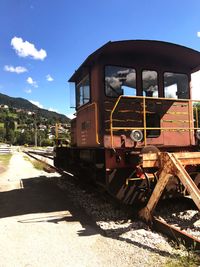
[0, 151, 199, 266]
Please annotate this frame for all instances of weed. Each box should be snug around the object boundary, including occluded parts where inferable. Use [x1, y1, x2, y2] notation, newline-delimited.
[0, 154, 12, 164]
[0, 154, 12, 173]
[23, 155, 30, 161]
[163, 249, 200, 267]
[32, 160, 47, 171]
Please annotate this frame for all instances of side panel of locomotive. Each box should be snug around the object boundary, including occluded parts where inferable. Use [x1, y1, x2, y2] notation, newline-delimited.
[70, 63, 103, 147]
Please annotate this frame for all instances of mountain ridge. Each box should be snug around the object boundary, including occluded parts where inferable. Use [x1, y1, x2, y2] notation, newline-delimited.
[0, 92, 70, 123]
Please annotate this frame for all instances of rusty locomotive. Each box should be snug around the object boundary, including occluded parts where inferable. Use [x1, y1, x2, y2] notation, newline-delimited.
[54, 40, 200, 209]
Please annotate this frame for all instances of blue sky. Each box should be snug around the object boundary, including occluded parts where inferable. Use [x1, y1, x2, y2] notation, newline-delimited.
[1, 0, 200, 118]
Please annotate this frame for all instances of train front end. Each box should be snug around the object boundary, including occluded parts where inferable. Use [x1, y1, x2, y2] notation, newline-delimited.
[55, 40, 200, 207]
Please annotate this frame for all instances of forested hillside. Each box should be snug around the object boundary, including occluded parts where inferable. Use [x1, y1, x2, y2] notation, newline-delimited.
[0, 93, 70, 123]
[0, 93, 70, 145]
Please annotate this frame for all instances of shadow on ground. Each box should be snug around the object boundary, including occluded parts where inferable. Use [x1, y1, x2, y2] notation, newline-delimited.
[0, 175, 174, 257]
[0, 176, 100, 237]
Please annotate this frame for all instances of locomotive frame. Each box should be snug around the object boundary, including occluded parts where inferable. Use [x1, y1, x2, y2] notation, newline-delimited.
[54, 40, 200, 208]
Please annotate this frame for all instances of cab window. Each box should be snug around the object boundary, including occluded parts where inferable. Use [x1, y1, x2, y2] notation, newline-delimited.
[105, 66, 136, 97]
[142, 70, 158, 97]
[76, 75, 90, 108]
[164, 72, 189, 99]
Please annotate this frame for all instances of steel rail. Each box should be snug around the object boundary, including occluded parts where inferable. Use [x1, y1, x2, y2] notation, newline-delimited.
[24, 151, 75, 178]
[26, 150, 53, 160]
[24, 151, 62, 174]
[152, 216, 200, 251]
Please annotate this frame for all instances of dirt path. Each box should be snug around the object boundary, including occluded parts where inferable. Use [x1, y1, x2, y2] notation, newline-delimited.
[0, 151, 47, 191]
[0, 151, 169, 267]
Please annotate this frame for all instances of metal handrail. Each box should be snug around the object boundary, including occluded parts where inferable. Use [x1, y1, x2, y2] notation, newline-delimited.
[110, 95, 200, 148]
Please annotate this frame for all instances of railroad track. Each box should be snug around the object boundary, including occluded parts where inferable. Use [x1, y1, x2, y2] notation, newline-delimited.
[25, 149, 53, 160]
[25, 150, 200, 251]
[24, 150, 73, 176]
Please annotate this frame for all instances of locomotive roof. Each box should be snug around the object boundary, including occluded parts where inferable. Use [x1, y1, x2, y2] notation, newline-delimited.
[69, 40, 200, 82]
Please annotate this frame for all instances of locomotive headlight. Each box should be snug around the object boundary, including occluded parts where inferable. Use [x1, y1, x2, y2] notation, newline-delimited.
[196, 129, 200, 140]
[130, 130, 143, 142]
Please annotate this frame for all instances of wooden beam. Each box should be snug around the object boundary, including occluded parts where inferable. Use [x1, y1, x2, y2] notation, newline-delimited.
[140, 152, 200, 223]
[142, 152, 200, 168]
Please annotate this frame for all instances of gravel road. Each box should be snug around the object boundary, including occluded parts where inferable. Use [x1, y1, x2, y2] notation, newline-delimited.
[0, 151, 188, 267]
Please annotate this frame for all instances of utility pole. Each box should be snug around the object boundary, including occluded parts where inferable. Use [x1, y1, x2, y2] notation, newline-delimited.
[33, 113, 38, 147]
[35, 125, 37, 147]
[34, 121, 37, 147]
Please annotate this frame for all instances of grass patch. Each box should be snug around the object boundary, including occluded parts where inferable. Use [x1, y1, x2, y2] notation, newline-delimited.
[8, 112, 17, 119]
[32, 160, 48, 171]
[24, 155, 54, 172]
[0, 154, 12, 164]
[0, 154, 12, 173]
[163, 251, 200, 267]
[23, 155, 30, 161]
[32, 159, 55, 173]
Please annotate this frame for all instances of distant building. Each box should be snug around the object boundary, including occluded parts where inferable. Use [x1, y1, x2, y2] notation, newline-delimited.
[48, 134, 55, 140]
[38, 124, 47, 131]
[27, 111, 34, 115]
[0, 104, 9, 109]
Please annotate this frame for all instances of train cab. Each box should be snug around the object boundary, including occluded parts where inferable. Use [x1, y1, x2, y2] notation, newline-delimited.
[55, 40, 200, 204]
[68, 41, 200, 149]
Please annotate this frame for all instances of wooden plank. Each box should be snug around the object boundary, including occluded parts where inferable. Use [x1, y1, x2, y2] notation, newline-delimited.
[170, 153, 200, 210]
[140, 152, 200, 224]
[142, 152, 200, 168]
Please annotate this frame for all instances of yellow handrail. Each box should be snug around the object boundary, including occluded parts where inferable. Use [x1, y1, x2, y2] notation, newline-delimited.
[110, 95, 124, 147]
[195, 106, 199, 128]
[143, 97, 147, 146]
[109, 95, 200, 148]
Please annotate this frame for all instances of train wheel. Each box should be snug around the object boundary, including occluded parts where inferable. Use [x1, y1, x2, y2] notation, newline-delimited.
[106, 168, 148, 205]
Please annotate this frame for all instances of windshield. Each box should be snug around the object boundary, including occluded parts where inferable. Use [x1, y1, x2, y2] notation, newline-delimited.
[105, 66, 136, 97]
[164, 72, 189, 99]
[142, 70, 158, 97]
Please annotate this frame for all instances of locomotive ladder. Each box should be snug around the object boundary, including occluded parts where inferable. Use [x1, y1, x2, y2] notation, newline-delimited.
[139, 152, 200, 249]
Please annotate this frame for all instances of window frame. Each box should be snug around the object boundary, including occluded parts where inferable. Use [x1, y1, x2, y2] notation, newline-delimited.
[163, 71, 190, 100]
[76, 74, 91, 109]
[104, 64, 137, 98]
[141, 69, 159, 98]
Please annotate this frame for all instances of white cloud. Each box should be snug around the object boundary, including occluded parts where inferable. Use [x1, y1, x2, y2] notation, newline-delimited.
[46, 74, 54, 82]
[4, 65, 28, 74]
[11, 36, 47, 60]
[27, 76, 38, 87]
[29, 100, 43, 109]
[66, 113, 75, 119]
[191, 70, 200, 100]
[48, 107, 58, 112]
[24, 88, 32, 94]
[29, 101, 58, 112]
[197, 32, 200, 38]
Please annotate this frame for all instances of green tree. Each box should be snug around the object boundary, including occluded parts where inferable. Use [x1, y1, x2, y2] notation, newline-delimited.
[4, 117, 15, 131]
[15, 130, 34, 145]
[6, 129, 15, 144]
[0, 127, 6, 141]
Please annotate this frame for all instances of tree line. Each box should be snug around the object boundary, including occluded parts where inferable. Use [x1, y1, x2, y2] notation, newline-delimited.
[0, 108, 58, 146]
